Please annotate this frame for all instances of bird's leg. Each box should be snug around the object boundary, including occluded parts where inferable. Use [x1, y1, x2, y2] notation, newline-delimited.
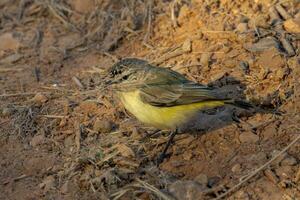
[156, 129, 178, 166]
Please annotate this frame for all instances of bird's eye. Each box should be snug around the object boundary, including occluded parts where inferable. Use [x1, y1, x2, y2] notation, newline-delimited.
[110, 69, 119, 77]
[122, 75, 129, 80]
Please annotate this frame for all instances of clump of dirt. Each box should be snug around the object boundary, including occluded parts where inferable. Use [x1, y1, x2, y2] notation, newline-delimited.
[0, 0, 300, 200]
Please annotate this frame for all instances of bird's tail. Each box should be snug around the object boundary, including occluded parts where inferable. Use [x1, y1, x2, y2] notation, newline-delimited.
[224, 99, 253, 109]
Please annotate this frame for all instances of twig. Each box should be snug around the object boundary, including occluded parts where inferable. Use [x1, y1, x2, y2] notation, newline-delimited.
[275, 4, 292, 20]
[143, 0, 153, 42]
[213, 134, 300, 200]
[103, 52, 119, 62]
[111, 188, 132, 200]
[74, 122, 82, 151]
[39, 86, 73, 93]
[0, 120, 10, 126]
[0, 68, 24, 73]
[170, 0, 178, 28]
[152, 39, 191, 64]
[279, 35, 295, 57]
[0, 92, 50, 98]
[34, 66, 40, 82]
[13, 174, 30, 181]
[37, 115, 67, 119]
[135, 179, 175, 200]
[202, 30, 234, 34]
[96, 150, 119, 166]
[47, 3, 77, 31]
[72, 76, 84, 89]
[269, 6, 281, 21]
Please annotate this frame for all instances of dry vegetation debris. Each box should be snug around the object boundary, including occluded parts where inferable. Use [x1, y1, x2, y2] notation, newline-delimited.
[0, 0, 300, 199]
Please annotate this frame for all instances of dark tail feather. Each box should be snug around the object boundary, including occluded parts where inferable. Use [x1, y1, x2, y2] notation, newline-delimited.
[224, 100, 253, 109]
[225, 100, 282, 115]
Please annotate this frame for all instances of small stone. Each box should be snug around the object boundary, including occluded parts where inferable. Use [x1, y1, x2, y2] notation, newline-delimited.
[182, 39, 191, 52]
[115, 143, 135, 158]
[71, 0, 95, 14]
[239, 132, 259, 143]
[60, 181, 75, 194]
[251, 14, 269, 28]
[270, 150, 287, 166]
[177, 5, 190, 24]
[275, 166, 293, 179]
[60, 182, 69, 194]
[235, 190, 249, 200]
[283, 18, 300, 33]
[239, 61, 250, 74]
[262, 125, 276, 140]
[131, 127, 142, 140]
[30, 134, 45, 147]
[183, 151, 193, 161]
[31, 93, 48, 105]
[64, 136, 74, 148]
[223, 59, 237, 68]
[1, 107, 14, 117]
[236, 23, 248, 33]
[0, 53, 23, 64]
[280, 156, 298, 166]
[200, 52, 212, 68]
[264, 169, 279, 184]
[231, 163, 241, 173]
[39, 175, 56, 192]
[207, 176, 221, 188]
[0, 33, 20, 52]
[168, 180, 205, 200]
[93, 119, 114, 133]
[194, 174, 208, 186]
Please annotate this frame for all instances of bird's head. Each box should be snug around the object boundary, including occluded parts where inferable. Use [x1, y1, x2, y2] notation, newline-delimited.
[105, 58, 148, 86]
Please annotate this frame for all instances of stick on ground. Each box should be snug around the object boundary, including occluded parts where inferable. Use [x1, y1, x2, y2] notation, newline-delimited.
[213, 134, 300, 200]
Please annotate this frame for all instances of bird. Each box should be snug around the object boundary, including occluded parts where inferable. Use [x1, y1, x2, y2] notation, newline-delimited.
[105, 58, 252, 164]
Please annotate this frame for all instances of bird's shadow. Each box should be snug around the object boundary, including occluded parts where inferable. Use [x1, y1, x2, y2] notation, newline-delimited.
[178, 74, 281, 134]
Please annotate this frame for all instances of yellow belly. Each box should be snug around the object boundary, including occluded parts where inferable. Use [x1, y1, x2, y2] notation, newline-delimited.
[119, 90, 225, 130]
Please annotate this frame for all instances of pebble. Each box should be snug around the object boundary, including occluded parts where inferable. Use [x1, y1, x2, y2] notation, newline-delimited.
[60, 181, 75, 194]
[262, 124, 277, 140]
[182, 151, 193, 161]
[115, 143, 135, 158]
[283, 19, 300, 33]
[0, 33, 20, 52]
[71, 0, 95, 14]
[64, 136, 74, 148]
[280, 156, 298, 166]
[168, 180, 205, 200]
[235, 190, 250, 200]
[39, 175, 56, 192]
[270, 150, 287, 166]
[207, 176, 221, 188]
[275, 166, 293, 179]
[200, 52, 212, 68]
[231, 163, 242, 173]
[31, 93, 48, 105]
[239, 61, 250, 74]
[0, 53, 23, 64]
[60, 181, 69, 194]
[194, 173, 208, 186]
[239, 132, 259, 143]
[93, 119, 114, 133]
[1, 107, 15, 117]
[236, 23, 248, 33]
[30, 134, 45, 147]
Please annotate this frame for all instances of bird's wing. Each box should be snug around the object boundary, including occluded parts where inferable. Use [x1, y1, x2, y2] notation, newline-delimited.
[140, 82, 225, 107]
